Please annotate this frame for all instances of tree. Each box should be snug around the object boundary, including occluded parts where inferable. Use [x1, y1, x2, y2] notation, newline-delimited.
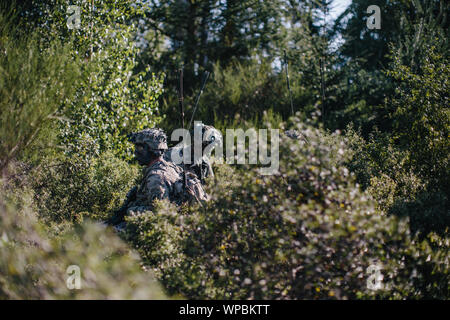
[5, 1, 165, 160]
[329, 0, 448, 134]
[140, 1, 341, 130]
[0, 10, 82, 176]
[387, 44, 449, 191]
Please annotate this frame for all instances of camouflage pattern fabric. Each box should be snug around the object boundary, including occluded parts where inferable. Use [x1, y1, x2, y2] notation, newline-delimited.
[285, 129, 309, 144]
[285, 129, 302, 140]
[164, 146, 214, 182]
[164, 124, 222, 183]
[128, 128, 168, 150]
[181, 170, 210, 203]
[126, 157, 208, 216]
[126, 158, 184, 215]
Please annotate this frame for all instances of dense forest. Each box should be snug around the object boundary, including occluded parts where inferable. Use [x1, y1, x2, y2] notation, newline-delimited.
[0, 0, 448, 299]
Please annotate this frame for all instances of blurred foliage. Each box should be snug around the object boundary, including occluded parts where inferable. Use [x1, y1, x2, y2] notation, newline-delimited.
[6, 151, 139, 224]
[124, 120, 449, 299]
[0, 0, 449, 300]
[0, 10, 82, 175]
[0, 192, 167, 299]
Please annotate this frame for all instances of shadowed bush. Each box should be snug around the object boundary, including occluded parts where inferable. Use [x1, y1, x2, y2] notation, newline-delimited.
[124, 119, 449, 299]
[0, 193, 167, 299]
[0, 10, 81, 175]
[6, 151, 139, 224]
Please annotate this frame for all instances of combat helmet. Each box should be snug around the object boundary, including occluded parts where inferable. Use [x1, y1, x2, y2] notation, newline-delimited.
[192, 123, 222, 147]
[128, 128, 168, 150]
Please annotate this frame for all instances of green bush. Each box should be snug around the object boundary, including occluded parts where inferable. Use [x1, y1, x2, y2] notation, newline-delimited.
[345, 121, 449, 236]
[6, 1, 165, 161]
[52, 1, 165, 160]
[387, 44, 449, 191]
[6, 151, 139, 225]
[0, 194, 166, 299]
[0, 11, 82, 175]
[124, 119, 449, 299]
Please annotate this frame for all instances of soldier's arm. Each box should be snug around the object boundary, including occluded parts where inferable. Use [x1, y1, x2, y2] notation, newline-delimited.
[125, 186, 138, 202]
[145, 174, 170, 201]
[126, 174, 169, 215]
[184, 171, 209, 202]
[106, 186, 137, 225]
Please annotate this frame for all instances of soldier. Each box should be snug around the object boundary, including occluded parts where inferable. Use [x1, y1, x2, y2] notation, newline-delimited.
[164, 123, 222, 184]
[107, 128, 207, 230]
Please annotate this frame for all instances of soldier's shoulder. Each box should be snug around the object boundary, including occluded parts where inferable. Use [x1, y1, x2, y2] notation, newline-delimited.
[145, 158, 181, 180]
[146, 158, 171, 171]
[157, 158, 182, 172]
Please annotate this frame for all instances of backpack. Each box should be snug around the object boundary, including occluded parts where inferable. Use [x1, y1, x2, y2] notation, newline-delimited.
[173, 170, 209, 204]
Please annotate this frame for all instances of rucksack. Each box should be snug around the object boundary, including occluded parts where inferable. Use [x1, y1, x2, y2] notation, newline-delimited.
[173, 168, 209, 204]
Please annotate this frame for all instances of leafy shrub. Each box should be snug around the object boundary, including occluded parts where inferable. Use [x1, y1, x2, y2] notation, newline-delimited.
[387, 44, 449, 191]
[0, 194, 166, 299]
[0, 11, 82, 175]
[52, 1, 165, 160]
[345, 117, 449, 236]
[336, 36, 449, 238]
[7, 152, 139, 224]
[7, 1, 165, 161]
[125, 119, 449, 299]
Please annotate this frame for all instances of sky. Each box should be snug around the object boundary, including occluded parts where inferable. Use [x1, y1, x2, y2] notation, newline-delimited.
[327, 0, 352, 51]
[329, 0, 352, 21]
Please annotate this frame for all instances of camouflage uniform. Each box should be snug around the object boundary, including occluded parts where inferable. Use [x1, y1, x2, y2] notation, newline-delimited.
[164, 123, 222, 183]
[109, 128, 208, 230]
[126, 157, 185, 215]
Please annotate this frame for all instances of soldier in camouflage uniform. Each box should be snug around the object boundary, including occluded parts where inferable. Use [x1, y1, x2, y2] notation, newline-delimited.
[108, 128, 207, 229]
[164, 123, 222, 184]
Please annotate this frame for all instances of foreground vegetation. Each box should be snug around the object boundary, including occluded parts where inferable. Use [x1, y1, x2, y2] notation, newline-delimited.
[0, 1, 448, 299]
